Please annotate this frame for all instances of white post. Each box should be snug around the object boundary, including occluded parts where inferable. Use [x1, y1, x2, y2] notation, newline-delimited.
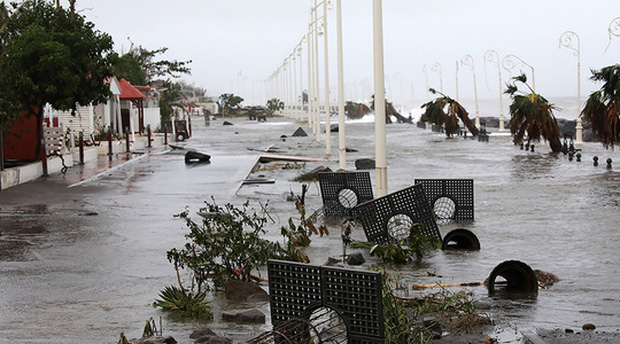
[298, 46, 303, 120]
[461, 54, 480, 129]
[373, 0, 387, 197]
[337, 0, 346, 169]
[323, 3, 331, 156]
[292, 55, 297, 119]
[307, 27, 313, 127]
[313, 4, 321, 143]
[560, 31, 582, 144]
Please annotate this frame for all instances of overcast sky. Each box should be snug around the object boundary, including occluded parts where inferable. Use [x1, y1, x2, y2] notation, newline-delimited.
[76, 0, 619, 112]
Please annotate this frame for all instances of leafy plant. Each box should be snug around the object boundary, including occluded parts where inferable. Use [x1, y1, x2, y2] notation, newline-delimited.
[167, 199, 287, 291]
[421, 88, 479, 137]
[153, 285, 213, 321]
[219, 93, 244, 115]
[266, 98, 284, 113]
[505, 74, 562, 152]
[381, 273, 433, 344]
[582, 64, 620, 149]
[280, 184, 329, 262]
[350, 223, 440, 264]
[1, 0, 114, 131]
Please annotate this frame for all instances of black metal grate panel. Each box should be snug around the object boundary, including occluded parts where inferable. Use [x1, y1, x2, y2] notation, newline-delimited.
[268, 260, 322, 326]
[322, 266, 384, 341]
[267, 260, 385, 343]
[415, 179, 474, 221]
[353, 184, 442, 244]
[318, 172, 374, 217]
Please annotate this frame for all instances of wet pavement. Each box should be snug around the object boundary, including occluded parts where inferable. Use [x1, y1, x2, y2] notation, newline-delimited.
[1, 114, 619, 343]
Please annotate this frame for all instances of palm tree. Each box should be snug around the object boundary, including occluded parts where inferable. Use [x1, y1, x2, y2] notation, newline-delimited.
[420, 88, 479, 137]
[505, 74, 562, 152]
[581, 64, 620, 149]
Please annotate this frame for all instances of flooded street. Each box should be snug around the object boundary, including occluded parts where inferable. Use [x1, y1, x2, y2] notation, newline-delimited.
[1, 115, 619, 343]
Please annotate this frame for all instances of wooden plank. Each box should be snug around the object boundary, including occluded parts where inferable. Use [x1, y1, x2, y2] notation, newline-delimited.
[258, 154, 332, 163]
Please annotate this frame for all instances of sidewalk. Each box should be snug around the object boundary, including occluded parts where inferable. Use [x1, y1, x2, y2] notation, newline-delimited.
[0, 133, 168, 191]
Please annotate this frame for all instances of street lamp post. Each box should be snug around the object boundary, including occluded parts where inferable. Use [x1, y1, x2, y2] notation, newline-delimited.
[502, 54, 535, 92]
[307, 25, 313, 128]
[292, 53, 297, 119]
[313, 1, 321, 142]
[298, 44, 303, 119]
[484, 49, 505, 132]
[336, 0, 346, 169]
[605, 17, 620, 52]
[431, 62, 443, 93]
[461, 54, 480, 129]
[559, 31, 582, 144]
[373, 0, 387, 197]
[321, 0, 332, 156]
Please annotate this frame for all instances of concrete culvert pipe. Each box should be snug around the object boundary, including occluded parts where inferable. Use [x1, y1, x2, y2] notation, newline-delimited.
[441, 228, 480, 250]
[486, 260, 538, 295]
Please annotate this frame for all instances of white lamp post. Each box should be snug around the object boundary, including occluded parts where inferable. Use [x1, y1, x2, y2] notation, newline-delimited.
[502, 54, 535, 92]
[307, 25, 313, 128]
[559, 31, 582, 144]
[292, 54, 297, 119]
[373, 0, 387, 197]
[313, 1, 321, 142]
[484, 49, 505, 132]
[431, 62, 443, 93]
[298, 44, 303, 119]
[461, 54, 480, 129]
[321, 0, 332, 155]
[336, 0, 346, 169]
[605, 17, 620, 52]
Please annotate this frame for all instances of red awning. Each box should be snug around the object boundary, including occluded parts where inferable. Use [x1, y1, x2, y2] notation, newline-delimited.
[118, 78, 146, 99]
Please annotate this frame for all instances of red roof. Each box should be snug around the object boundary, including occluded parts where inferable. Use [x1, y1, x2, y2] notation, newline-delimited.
[118, 78, 146, 99]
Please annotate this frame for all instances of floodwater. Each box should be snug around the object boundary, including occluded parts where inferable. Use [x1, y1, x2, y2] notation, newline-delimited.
[1, 114, 619, 343]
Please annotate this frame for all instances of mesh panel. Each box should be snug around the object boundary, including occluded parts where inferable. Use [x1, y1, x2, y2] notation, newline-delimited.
[414, 179, 474, 222]
[268, 260, 322, 326]
[318, 172, 374, 217]
[267, 260, 385, 343]
[353, 184, 442, 244]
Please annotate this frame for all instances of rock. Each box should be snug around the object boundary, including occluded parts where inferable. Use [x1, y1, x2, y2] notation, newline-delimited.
[565, 328, 574, 333]
[131, 336, 177, 344]
[327, 124, 339, 133]
[473, 300, 491, 310]
[355, 158, 375, 170]
[194, 336, 233, 344]
[346, 252, 365, 266]
[534, 269, 560, 284]
[310, 166, 332, 174]
[582, 323, 596, 331]
[190, 328, 216, 339]
[222, 121, 233, 126]
[423, 317, 442, 339]
[292, 127, 308, 137]
[324, 257, 342, 266]
[224, 279, 268, 302]
[247, 292, 270, 303]
[222, 309, 265, 324]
